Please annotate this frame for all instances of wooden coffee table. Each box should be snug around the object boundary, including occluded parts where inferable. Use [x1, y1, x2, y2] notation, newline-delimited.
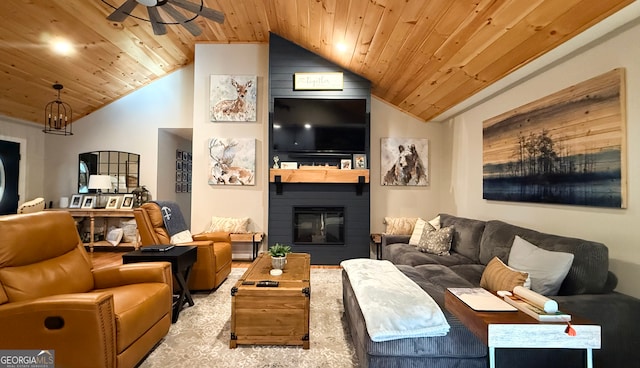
[230, 252, 311, 349]
[444, 289, 601, 368]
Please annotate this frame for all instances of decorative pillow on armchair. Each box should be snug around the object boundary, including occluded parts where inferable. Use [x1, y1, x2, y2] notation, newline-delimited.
[417, 226, 454, 256]
[384, 217, 418, 235]
[480, 257, 529, 292]
[205, 216, 250, 233]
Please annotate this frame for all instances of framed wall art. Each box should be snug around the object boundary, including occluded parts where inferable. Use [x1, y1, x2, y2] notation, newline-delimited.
[175, 149, 192, 193]
[208, 138, 256, 185]
[482, 68, 627, 208]
[210, 75, 257, 122]
[381, 138, 429, 186]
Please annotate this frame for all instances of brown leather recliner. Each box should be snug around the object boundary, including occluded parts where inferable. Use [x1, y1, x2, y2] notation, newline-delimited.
[134, 202, 232, 290]
[0, 211, 173, 368]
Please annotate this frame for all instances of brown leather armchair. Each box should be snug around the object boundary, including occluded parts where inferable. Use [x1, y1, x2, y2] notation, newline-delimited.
[134, 202, 232, 290]
[0, 211, 173, 368]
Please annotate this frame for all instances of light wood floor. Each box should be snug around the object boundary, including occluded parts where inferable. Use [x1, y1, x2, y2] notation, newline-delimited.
[90, 251, 341, 269]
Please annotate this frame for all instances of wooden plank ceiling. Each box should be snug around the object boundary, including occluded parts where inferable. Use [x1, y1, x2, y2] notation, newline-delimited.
[0, 0, 633, 127]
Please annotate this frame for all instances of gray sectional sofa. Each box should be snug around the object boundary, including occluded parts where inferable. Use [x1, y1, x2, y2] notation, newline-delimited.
[342, 213, 640, 368]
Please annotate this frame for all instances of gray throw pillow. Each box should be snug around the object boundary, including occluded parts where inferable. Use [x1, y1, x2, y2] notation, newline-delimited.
[417, 226, 454, 256]
[507, 235, 574, 296]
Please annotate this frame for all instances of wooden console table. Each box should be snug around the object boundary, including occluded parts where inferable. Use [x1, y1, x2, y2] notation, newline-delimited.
[444, 289, 601, 368]
[64, 208, 137, 252]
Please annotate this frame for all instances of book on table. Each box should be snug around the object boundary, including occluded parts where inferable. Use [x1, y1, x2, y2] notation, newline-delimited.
[447, 288, 517, 312]
[502, 286, 571, 322]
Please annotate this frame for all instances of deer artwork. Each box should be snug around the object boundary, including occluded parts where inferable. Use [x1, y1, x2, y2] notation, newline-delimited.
[208, 139, 254, 185]
[212, 78, 254, 121]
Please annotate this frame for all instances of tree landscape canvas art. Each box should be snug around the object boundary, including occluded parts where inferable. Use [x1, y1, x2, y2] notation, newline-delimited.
[482, 69, 627, 208]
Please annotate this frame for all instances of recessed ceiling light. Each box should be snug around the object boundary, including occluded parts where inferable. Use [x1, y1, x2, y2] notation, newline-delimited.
[336, 42, 348, 52]
[304, 123, 311, 129]
[51, 38, 74, 55]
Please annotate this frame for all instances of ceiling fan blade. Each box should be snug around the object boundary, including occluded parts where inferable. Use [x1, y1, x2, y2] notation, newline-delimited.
[147, 6, 167, 35]
[170, 0, 225, 23]
[162, 3, 202, 36]
[107, 0, 139, 22]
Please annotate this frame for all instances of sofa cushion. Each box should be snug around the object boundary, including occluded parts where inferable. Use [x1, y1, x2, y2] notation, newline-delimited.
[480, 220, 609, 295]
[439, 214, 485, 263]
[205, 216, 249, 233]
[384, 217, 418, 235]
[417, 226, 454, 256]
[480, 256, 528, 292]
[386, 242, 476, 268]
[408, 218, 432, 246]
[508, 236, 574, 296]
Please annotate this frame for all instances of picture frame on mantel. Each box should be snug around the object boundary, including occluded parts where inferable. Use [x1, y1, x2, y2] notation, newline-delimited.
[353, 154, 367, 169]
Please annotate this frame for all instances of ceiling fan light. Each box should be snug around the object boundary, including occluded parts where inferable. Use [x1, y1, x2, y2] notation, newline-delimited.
[137, 0, 157, 6]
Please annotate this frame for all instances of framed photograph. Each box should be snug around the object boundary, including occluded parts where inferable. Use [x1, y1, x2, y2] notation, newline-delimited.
[69, 195, 83, 208]
[105, 196, 120, 209]
[121, 194, 134, 209]
[176, 161, 182, 170]
[341, 159, 352, 170]
[81, 196, 95, 209]
[280, 162, 298, 170]
[176, 149, 182, 160]
[353, 154, 367, 169]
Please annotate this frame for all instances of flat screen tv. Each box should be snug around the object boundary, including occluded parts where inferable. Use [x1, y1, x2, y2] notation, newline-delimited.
[272, 98, 367, 154]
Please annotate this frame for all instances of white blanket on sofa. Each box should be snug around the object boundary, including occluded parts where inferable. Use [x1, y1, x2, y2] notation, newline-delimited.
[341, 259, 450, 342]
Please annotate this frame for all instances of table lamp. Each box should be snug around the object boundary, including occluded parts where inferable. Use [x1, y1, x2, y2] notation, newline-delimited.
[88, 175, 112, 208]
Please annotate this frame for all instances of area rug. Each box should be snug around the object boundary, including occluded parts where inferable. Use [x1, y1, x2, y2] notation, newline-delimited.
[139, 268, 359, 368]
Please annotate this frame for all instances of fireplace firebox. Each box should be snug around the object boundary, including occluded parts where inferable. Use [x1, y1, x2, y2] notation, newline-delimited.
[293, 207, 344, 245]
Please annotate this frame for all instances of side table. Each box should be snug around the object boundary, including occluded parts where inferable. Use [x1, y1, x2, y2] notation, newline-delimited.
[370, 233, 382, 260]
[122, 245, 197, 323]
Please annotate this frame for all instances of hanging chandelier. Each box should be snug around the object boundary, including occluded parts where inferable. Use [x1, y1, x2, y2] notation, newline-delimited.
[43, 83, 73, 136]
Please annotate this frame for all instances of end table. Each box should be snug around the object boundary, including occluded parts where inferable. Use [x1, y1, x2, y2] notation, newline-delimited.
[122, 245, 197, 323]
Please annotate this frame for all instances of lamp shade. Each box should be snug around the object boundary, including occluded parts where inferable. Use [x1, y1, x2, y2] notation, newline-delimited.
[88, 175, 112, 191]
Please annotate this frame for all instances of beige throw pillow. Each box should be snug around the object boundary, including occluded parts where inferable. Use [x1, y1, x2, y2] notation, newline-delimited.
[206, 216, 250, 233]
[480, 256, 529, 292]
[384, 217, 418, 235]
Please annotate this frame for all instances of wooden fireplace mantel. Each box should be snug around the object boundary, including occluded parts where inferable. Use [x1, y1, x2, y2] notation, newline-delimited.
[269, 168, 369, 184]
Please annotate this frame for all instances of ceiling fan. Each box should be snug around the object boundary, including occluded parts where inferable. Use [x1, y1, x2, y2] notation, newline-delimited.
[102, 0, 224, 36]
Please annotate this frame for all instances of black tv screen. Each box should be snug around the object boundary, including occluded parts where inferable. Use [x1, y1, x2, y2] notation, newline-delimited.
[272, 98, 367, 153]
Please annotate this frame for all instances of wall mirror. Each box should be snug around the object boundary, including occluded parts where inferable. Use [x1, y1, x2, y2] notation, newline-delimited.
[78, 151, 140, 194]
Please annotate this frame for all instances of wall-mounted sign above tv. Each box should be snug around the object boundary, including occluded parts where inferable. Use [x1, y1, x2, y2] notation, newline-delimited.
[272, 98, 368, 154]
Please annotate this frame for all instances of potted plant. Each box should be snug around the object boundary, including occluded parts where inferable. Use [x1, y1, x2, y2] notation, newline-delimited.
[268, 243, 291, 271]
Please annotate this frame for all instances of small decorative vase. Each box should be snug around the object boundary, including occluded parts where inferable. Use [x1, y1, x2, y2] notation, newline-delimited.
[271, 255, 287, 270]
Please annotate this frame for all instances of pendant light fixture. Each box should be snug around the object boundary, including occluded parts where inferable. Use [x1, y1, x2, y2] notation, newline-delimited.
[43, 83, 73, 136]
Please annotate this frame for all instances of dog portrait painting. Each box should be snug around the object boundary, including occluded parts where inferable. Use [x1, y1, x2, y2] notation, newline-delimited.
[381, 138, 429, 186]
